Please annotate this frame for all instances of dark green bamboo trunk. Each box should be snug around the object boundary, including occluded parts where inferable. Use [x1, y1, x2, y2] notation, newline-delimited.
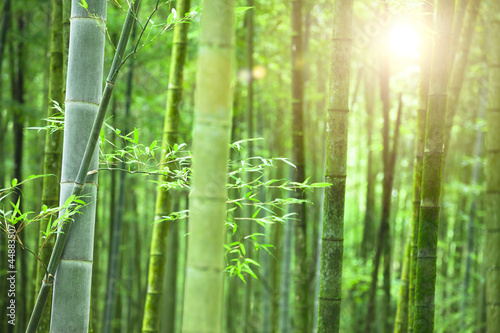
[443, 0, 481, 157]
[291, 0, 308, 331]
[142, 1, 190, 332]
[366, 95, 403, 333]
[35, 0, 64, 330]
[0, 0, 10, 190]
[394, 235, 411, 333]
[408, 2, 433, 332]
[317, 0, 352, 332]
[485, 2, 500, 332]
[361, 71, 376, 260]
[0, 2, 11, 332]
[413, 0, 454, 331]
[379, 28, 392, 333]
[10, 12, 27, 331]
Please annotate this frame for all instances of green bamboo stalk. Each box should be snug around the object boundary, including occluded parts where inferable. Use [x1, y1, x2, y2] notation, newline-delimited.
[0, 0, 10, 189]
[443, 0, 481, 158]
[484, 3, 500, 332]
[26, 1, 140, 331]
[448, 0, 467, 71]
[279, 210, 293, 333]
[34, 0, 64, 331]
[181, 0, 235, 332]
[365, 94, 403, 333]
[413, 0, 454, 331]
[407, 2, 433, 332]
[291, 0, 308, 331]
[48, 0, 107, 330]
[243, 3, 255, 330]
[380, 22, 392, 333]
[272, 76, 287, 333]
[0, 2, 11, 330]
[394, 235, 411, 333]
[11, 12, 28, 330]
[141, 0, 190, 331]
[361, 70, 376, 260]
[317, 0, 352, 332]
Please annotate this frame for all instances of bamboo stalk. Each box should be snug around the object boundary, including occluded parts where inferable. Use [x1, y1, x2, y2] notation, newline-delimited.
[26, 2, 140, 331]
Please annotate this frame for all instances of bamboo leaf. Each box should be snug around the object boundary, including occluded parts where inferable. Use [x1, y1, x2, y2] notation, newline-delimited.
[134, 127, 139, 144]
[79, 0, 88, 9]
[235, 6, 253, 14]
[311, 182, 333, 188]
[244, 258, 260, 267]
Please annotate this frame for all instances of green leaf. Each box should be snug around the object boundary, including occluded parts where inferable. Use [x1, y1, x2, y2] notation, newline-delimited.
[277, 158, 296, 169]
[311, 182, 333, 188]
[235, 6, 253, 14]
[79, 0, 88, 9]
[240, 243, 246, 256]
[244, 266, 258, 279]
[134, 128, 139, 144]
[64, 195, 77, 207]
[245, 258, 261, 267]
[11, 178, 18, 187]
[149, 140, 157, 151]
[252, 207, 261, 219]
[46, 216, 53, 234]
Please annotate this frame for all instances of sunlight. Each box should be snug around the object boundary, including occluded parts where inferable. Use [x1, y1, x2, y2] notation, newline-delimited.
[387, 22, 420, 58]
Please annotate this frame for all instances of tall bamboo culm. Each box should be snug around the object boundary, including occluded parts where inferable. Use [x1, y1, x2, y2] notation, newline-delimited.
[181, 0, 235, 332]
[49, 1, 106, 331]
[35, 0, 64, 330]
[413, 0, 454, 331]
[317, 0, 352, 332]
[291, 0, 308, 331]
[407, 1, 433, 332]
[485, 4, 500, 332]
[142, 0, 191, 331]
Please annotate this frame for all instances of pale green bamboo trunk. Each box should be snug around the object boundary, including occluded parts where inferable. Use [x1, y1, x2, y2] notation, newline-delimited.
[485, 4, 500, 332]
[35, 0, 64, 331]
[142, 0, 190, 331]
[50, 0, 106, 331]
[317, 0, 352, 332]
[413, 0, 454, 331]
[408, 2, 433, 332]
[181, 0, 235, 332]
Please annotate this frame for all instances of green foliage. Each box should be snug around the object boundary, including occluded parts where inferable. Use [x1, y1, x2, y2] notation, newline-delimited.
[26, 100, 65, 135]
[0, 176, 87, 271]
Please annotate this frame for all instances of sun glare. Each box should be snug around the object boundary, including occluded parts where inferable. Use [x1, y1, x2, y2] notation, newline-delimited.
[388, 22, 420, 58]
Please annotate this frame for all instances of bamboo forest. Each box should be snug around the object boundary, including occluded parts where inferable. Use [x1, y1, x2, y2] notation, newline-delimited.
[0, 0, 499, 332]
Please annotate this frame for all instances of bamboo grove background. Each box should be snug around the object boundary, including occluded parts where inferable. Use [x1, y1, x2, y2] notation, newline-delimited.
[0, 0, 497, 332]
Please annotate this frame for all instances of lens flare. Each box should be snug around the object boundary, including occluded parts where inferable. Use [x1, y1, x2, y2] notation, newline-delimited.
[388, 22, 420, 58]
